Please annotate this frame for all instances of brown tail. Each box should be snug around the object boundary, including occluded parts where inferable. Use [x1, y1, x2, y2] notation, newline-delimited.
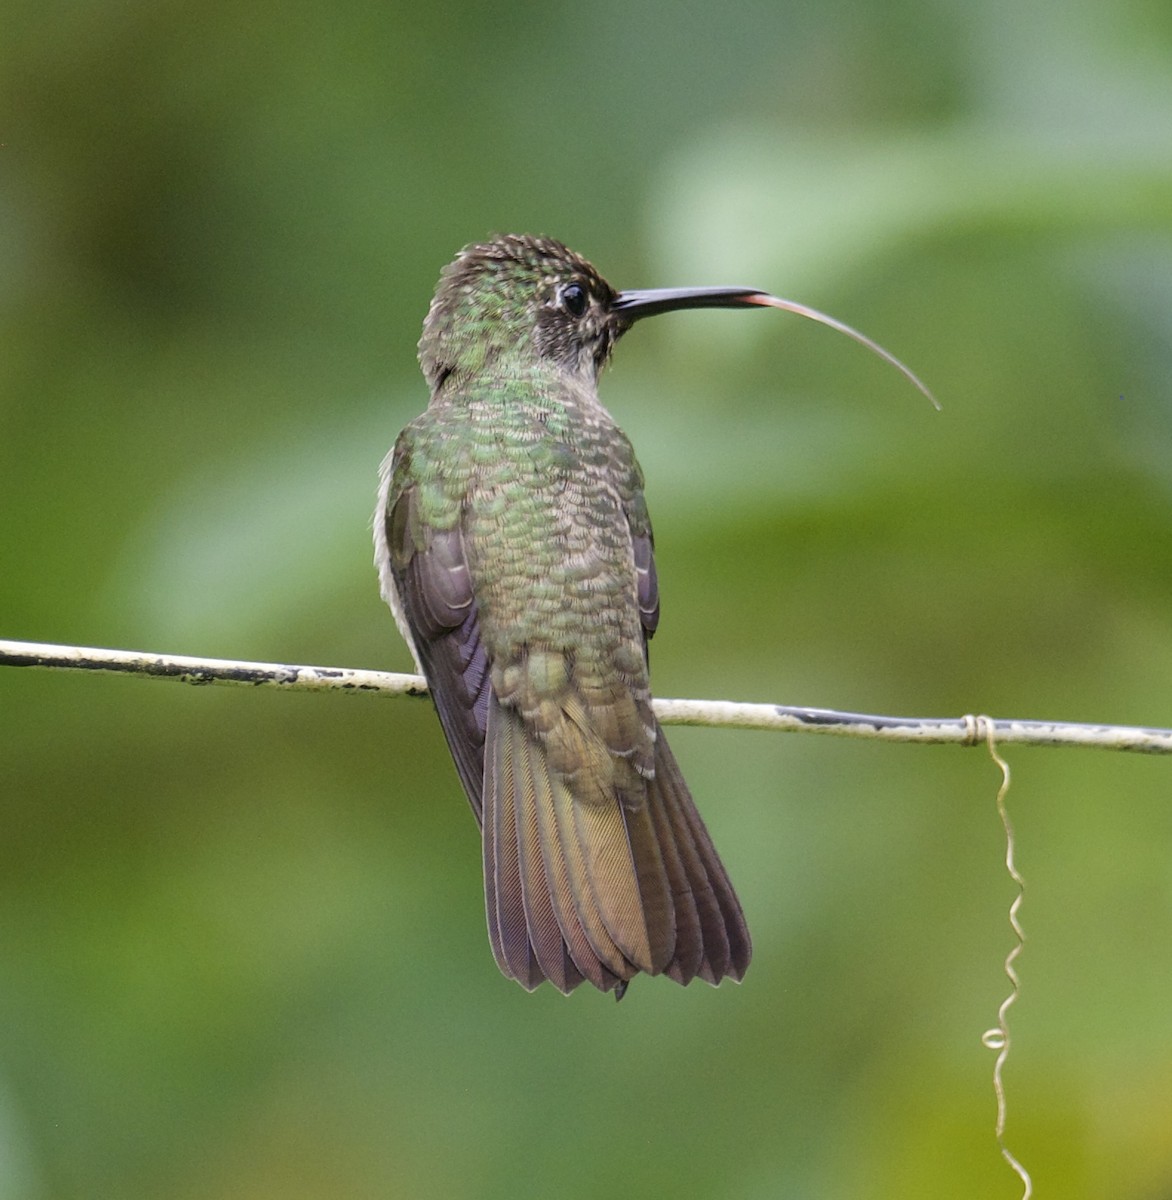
[483, 699, 751, 995]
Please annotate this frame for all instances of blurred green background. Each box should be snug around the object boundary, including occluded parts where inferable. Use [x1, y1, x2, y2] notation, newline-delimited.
[3, 0, 1172, 1196]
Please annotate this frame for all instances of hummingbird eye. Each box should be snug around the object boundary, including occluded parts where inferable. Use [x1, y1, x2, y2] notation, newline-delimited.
[558, 282, 589, 318]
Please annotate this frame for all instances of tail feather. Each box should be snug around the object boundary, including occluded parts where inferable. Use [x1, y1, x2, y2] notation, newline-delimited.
[532, 760, 624, 992]
[512, 714, 580, 993]
[484, 700, 542, 989]
[646, 783, 705, 985]
[552, 776, 638, 980]
[482, 699, 750, 995]
[655, 734, 752, 983]
[647, 734, 729, 979]
[494, 697, 629, 992]
[612, 796, 675, 973]
[568, 798, 658, 972]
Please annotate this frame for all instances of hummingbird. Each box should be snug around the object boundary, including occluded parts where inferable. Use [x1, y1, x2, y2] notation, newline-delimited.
[375, 234, 932, 997]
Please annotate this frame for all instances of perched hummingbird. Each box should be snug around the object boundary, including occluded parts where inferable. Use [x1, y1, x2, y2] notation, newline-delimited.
[375, 234, 932, 997]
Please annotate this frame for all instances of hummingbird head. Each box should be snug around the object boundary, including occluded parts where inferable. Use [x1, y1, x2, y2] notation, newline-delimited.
[418, 235, 622, 391]
[419, 234, 936, 406]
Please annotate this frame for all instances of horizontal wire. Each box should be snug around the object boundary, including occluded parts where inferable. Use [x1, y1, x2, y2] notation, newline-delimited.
[3, 638, 1171, 755]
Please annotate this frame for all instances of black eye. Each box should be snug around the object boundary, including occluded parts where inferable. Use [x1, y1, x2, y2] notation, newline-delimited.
[558, 282, 588, 318]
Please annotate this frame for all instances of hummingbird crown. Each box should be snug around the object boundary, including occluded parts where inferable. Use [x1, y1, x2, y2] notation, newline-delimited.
[418, 234, 621, 390]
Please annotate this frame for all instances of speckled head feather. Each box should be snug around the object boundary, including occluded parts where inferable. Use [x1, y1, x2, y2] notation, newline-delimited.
[418, 235, 622, 389]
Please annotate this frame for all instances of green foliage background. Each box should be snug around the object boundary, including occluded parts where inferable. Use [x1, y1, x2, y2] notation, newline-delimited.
[3, 1, 1172, 1196]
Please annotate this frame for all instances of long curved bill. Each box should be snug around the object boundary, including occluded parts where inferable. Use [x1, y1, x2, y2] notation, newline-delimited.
[612, 286, 938, 409]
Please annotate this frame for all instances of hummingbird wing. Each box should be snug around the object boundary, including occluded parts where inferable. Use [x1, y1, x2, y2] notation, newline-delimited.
[381, 458, 491, 825]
